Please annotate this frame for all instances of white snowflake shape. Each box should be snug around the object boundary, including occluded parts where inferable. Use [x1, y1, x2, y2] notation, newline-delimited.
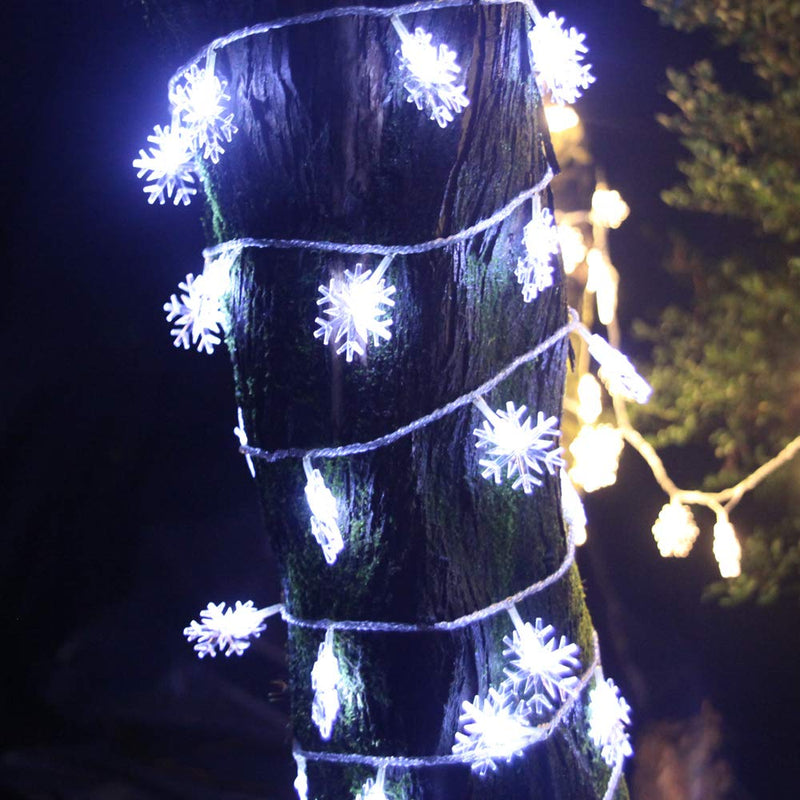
[528, 11, 595, 106]
[587, 334, 652, 403]
[651, 500, 699, 558]
[133, 123, 198, 205]
[394, 21, 469, 128]
[587, 677, 633, 767]
[502, 615, 581, 716]
[171, 64, 238, 164]
[183, 600, 269, 658]
[568, 423, 624, 493]
[515, 204, 559, 302]
[453, 687, 540, 776]
[163, 272, 227, 354]
[233, 407, 256, 478]
[314, 257, 396, 363]
[474, 400, 565, 493]
[303, 462, 345, 564]
[311, 630, 342, 740]
[356, 767, 388, 800]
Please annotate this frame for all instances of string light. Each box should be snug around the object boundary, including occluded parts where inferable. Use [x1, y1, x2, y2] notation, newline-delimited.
[544, 103, 580, 133]
[303, 457, 345, 565]
[314, 257, 396, 363]
[713, 513, 742, 578]
[391, 16, 469, 127]
[560, 470, 588, 546]
[583, 332, 653, 404]
[473, 396, 564, 494]
[591, 186, 630, 230]
[568, 424, 624, 493]
[293, 753, 309, 800]
[577, 373, 603, 424]
[585, 248, 619, 326]
[587, 676, 633, 768]
[133, 121, 198, 206]
[515, 197, 560, 302]
[651, 500, 699, 558]
[311, 628, 343, 740]
[356, 765, 389, 800]
[233, 407, 256, 478]
[183, 601, 273, 658]
[557, 223, 587, 274]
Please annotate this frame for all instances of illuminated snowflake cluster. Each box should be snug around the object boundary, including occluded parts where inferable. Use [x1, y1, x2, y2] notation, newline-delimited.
[163, 272, 227, 354]
[587, 677, 633, 767]
[515, 204, 559, 302]
[528, 11, 595, 106]
[651, 500, 699, 558]
[303, 460, 345, 564]
[452, 687, 540, 776]
[183, 600, 269, 658]
[473, 399, 565, 493]
[133, 123, 198, 206]
[314, 257, 396, 363]
[171, 64, 238, 164]
[502, 613, 581, 715]
[393, 20, 469, 127]
[311, 629, 343, 740]
[568, 423, 624, 493]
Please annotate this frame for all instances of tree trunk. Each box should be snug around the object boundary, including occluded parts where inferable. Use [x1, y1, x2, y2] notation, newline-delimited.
[149, 1, 627, 797]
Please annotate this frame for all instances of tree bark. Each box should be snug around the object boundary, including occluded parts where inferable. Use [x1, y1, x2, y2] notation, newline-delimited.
[147, 1, 627, 798]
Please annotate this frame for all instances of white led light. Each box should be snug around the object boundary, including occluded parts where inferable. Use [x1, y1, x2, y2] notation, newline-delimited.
[515, 198, 559, 303]
[713, 514, 742, 578]
[311, 628, 343, 740]
[303, 458, 345, 565]
[588, 676, 633, 767]
[651, 500, 699, 558]
[591, 187, 630, 229]
[233, 407, 256, 478]
[293, 753, 308, 800]
[183, 600, 269, 658]
[586, 333, 652, 404]
[560, 469, 587, 545]
[568, 424, 624, 493]
[133, 122, 198, 206]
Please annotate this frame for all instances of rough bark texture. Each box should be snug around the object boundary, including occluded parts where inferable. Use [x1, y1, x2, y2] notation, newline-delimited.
[148, 1, 627, 798]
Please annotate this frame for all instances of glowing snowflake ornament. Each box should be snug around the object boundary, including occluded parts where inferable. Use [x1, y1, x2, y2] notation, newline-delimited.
[171, 61, 238, 164]
[585, 333, 652, 404]
[293, 753, 308, 800]
[560, 469, 587, 546]
[233, 407, 256, 478]
[473, 396, 565, 493]
[651, 500, 699, 558]
[392, 17, 469, 127]
[315, 256, 396, 363]
[515, 199, 559, 302]
[587, 677, 633, 767]
[528, 11, 595, 106]
[355, 766, 389, 800]
[568, 424, 624, 493]
[303, 458, 345, 564]
[133, 122, 198, 205]
[183, 600, 269, 658]
[713, 514, 742, 578]
[311, 629, 343, 740]
[502, 607, 581, 715]
[163, 272, 227, 354]
[453, 687, 540, 776]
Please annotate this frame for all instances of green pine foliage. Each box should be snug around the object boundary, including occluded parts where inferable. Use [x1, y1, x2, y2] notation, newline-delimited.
[639, 0, 800, 601]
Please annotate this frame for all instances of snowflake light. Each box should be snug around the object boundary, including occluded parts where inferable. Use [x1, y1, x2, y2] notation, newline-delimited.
[577, 373, 603, 425]
[651, 500, 699, 558]
[452, 687, 540, 776]
[568, 424, 624, 493]
[544, 103, 580, 133]
[713, 514, 742, 578]
[303, 458, 345, 564]
[183, 600, 269, 658]
[311, 628, 342, 740]
[557, 223, 587, 274]
[163, 272, 227, 354]
[171, 61, 238, 164]
[314, 256, 396, 363]
[515, 199, 559, 303]
[587, 676, 633, 767]
[591, 187, 630, 230]
[502, 607, 581, 715]
[133, 122, 198, 206]
[355, 766, 389, 800]
[392, 17, 469, 127]
[586, 333, 652, 404]
[473, 397, 565, 494]
[560, 469, 587, 546]
[233, 406, 256, 478]
[293, 753, 308, 800]
[528, 11, 595, 106]
[585, 249, 619, 327]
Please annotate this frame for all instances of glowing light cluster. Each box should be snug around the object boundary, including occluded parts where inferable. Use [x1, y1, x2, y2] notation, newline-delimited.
[355, 766, 389, 800]
[591, 187, 630, 229]
[293, 754, 309, 800]
[473, 397, 565, 494]
[528, 11, 595, 106]
[713, 515, 742, 578]
[586, 248, 618, 326]
[502, 608, 581, 715]
[586, 333, 652, 404]
[133, 123, 198, 206]
[560, 470, 587, 546]
[651, 500, 699, 558]
[587, 677, 633, 767]
[577, 373, 603, 424]
[558, 223, 587, 274]
[452, 687, 540, 776]
[568, 423, 624, 493]
[311, 628, 343, 740]
[515, 201, 559, 302]
[183, 600, 269, 658]
[314, 257, 396, 363]
[392, 18, 469, 127]
[303, 459, 345, 565]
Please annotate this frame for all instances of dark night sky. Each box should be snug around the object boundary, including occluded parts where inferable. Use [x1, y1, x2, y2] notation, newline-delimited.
[3, 1, 797, 798]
